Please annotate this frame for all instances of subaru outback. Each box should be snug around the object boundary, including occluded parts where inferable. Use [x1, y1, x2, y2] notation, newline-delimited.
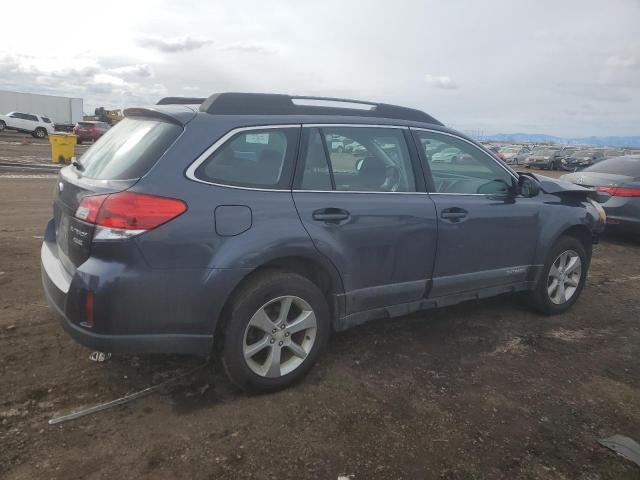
[41, 93, 606, 393]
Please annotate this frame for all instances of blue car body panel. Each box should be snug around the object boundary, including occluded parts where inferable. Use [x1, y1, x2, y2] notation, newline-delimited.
[41, 103, 605, 357]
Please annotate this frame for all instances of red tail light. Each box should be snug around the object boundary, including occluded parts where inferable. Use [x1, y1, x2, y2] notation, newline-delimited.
[596, 186, 640, 197]
[75, 192, 187, 233]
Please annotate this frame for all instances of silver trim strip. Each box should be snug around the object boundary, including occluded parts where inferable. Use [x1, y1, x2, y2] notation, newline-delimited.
[292, 190, 429, 195]
[409, 126, 519, 182]
[292, 190, 500, 197]
[303, 123, 408, 129]
[41, 242, 71, 294]
[184, 123, 518, 193]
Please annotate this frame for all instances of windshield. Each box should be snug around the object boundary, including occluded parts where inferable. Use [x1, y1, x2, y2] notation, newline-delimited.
[570, 150, 593, 157]
[78, 117, 182, 180]
[583, 156, 640, 176]
[501, 147, 519, 153]
[536, 149, 557, 156]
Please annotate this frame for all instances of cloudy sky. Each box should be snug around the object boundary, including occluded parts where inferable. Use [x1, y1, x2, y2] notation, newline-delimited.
[1, 0, 639, 137]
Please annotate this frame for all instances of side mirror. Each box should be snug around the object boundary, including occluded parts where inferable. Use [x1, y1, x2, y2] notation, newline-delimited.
[518, 175, 541, 197]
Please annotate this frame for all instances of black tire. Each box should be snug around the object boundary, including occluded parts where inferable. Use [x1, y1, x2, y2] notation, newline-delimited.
[523, 236, 590, 315]
[77, 139, 83, 145]
[218, 270, 331, 393]
[33, 127, 46, 139]
[0, 120, 5, 132]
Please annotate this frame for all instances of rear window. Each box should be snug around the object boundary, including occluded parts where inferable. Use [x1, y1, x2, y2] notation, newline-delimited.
[583, 156, 640, 176]
[78, 117, 182, 180]
[42, 117, 52, 124]
[193, 128, 298, 189]
[78, 122, 94, 127]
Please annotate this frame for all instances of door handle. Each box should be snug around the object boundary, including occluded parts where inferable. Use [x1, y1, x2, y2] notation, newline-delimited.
[312, 208, 350, 222]
[440, 208, 468, 221]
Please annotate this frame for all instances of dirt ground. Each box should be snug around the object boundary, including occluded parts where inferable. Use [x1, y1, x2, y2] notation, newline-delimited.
[1, 146, 640, 479]
[0, 131, 89, 174]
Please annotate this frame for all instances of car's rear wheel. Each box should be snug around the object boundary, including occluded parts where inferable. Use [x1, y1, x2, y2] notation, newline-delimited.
[33, 127, 46, 138]
[524, 236, 589, 315]
[218, 270, 330, 393]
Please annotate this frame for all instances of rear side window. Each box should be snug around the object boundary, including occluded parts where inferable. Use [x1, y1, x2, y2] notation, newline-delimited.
[78, 117, 182, 180]
[42, 117, 52, 124]
[194, 128, 298, 189]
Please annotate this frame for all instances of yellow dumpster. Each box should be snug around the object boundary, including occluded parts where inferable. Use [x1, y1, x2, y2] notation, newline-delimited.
[49, 133, 78, 164]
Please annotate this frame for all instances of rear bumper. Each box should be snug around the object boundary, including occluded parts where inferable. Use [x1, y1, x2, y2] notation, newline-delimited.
[604, 216, 640, 235]
[41, 266, 212, 356]
[40, 218, 218, 357]
[602, 201, 640, 235]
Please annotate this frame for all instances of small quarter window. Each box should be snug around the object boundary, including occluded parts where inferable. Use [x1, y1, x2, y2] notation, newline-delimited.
[300, 130, 332, 190]
[195, 128, 296, 189]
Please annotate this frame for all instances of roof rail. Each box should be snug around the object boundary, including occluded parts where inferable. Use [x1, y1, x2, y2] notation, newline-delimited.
[156, 97, 206, 106]
[199, 92, 442, 125]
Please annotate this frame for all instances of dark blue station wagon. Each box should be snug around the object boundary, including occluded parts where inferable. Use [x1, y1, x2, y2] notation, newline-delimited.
[41, 93, 606, 392]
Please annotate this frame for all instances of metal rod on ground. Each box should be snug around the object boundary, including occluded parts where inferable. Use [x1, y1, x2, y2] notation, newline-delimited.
[48, 364, 207, 425]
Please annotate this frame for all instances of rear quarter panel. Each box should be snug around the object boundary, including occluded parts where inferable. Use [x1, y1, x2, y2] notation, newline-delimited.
[129, 115, 343, 333]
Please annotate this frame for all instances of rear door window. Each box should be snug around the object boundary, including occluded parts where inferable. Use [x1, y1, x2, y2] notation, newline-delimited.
[194, 128, 299, 189]
[78, 117, 182, 180]
[299, 127, 416, 192]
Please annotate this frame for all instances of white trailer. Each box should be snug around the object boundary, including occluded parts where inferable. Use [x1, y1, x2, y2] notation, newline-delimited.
[0, 90, 83, 126]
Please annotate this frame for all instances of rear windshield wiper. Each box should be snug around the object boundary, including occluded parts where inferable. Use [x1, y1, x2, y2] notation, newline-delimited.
[72, 159, 84, 171]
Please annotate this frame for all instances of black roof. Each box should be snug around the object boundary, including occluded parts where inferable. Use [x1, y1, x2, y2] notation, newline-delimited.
[186, 92, 443, 126]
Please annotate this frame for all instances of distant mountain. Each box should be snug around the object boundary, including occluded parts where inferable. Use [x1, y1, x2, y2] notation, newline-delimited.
[484, 133, 640, 148]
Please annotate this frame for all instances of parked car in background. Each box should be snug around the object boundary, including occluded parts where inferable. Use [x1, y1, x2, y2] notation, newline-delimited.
[344, 141, 367, 155]
[501, 145, 531, 165]
[560, 150, 605, 171]
[526, 148, 563, 170]
[561, 155, 640, 235]
[560, 146, 578, 155]
[40, 92, 605, 393]
[0, 111, 54, 138]
[72, 121, 110, 144]
[486, 145, 506, 161]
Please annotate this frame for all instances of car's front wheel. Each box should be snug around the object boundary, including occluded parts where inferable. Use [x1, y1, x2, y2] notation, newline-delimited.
[219, 270, 330, 393]
[524, 236, 589, 315]
[33, 127, 47, 138]
[0, 120, 5, 132]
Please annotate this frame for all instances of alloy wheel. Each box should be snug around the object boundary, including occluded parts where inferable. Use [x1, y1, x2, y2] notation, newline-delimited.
[547, 250, 582, 305]
[243, 296, 317, 378]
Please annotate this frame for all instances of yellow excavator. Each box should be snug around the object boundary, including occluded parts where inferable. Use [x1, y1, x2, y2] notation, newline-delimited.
[83, 107, 123, 126]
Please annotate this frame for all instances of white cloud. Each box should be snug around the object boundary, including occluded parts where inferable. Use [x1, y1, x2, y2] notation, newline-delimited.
[137, 35, 213, 53]
[217, 42, 279, 55]
[423, 74, 459, 90]
[606, 53, 639, 69]
[0, 0, 638, 136]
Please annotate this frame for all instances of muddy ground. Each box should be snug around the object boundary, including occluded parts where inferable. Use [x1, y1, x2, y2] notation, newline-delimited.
[1, 141, 639, 479]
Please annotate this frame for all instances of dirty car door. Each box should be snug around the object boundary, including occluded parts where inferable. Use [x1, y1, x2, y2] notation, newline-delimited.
[292, 126, 438, 317]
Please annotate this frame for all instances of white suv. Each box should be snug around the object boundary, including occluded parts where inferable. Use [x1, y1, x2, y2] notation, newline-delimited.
[0, 112, 55, 138]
